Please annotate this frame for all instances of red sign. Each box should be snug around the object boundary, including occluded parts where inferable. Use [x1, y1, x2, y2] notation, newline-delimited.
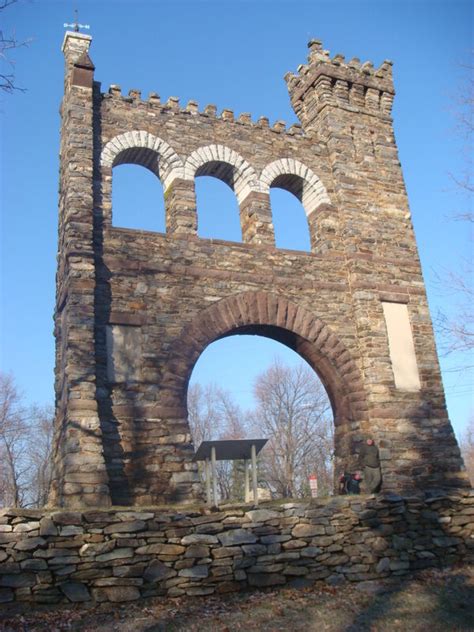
[309, 474, 318, 498]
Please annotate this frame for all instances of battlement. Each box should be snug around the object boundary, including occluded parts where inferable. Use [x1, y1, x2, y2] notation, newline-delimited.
[285, 39, 395, 131]
[64, 30, 305, 140]
[102, 85, 305, 137]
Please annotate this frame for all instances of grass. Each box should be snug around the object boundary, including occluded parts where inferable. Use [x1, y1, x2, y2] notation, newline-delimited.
[1, 566, 473, 631]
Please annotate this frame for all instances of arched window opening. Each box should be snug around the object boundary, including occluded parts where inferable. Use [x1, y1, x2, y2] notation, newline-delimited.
[195, 173, 242, 242]
[270, 186, 311, 251]
[112, 163, 166, 233]
[188, 334, 334, 502]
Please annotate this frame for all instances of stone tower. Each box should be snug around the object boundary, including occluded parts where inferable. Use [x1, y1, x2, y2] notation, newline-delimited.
[50, 32, 469, 508]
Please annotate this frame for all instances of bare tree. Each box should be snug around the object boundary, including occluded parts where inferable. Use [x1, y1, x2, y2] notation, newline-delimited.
[0, 373, 54, 507]
[0, 373, 29, 506]
[187, 383, 220, 448]
[1, 0, 29, 93]
[459, 416, 474, 485]
[250, 360, 333, 498]
[436, 58, 473, 364]
[188, 383, 247, 501]
[27, 404, 54, 507]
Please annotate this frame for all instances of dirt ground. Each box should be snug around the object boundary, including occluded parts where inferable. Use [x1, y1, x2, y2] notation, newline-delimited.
[1, 566, 473, 632]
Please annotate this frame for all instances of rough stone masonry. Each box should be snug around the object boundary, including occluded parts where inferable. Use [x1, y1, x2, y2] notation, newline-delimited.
[0, 493, 472, 605]
[50, 31, 470, 508]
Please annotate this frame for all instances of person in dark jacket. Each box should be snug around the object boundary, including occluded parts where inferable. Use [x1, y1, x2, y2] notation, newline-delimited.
[339, 471, 351, 495]
[346, 471, 362, 494]
[358, 438, 381, 493]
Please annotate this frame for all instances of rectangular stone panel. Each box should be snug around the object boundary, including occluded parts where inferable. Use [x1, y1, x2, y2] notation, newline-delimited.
[106, 325, 142, 383]
[382, 302, 421, 391]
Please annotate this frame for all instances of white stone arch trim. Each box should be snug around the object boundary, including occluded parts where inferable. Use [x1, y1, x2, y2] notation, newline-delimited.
[260, 158, 331, 216]
[184, 144, 262, 203]
[100, 131, 184, 190]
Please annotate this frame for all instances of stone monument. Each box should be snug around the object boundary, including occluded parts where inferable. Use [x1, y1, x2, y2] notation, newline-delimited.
[50, 32, 469, 508]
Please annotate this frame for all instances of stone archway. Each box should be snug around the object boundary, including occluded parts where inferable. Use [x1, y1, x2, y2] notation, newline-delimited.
[161, 291, 368, 482]
[101, 131, 184, 189]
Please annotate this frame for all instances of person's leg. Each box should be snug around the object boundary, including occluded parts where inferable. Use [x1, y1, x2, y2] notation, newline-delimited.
[363, 466, 373, 492]
[371, 467, 382, 492]
[364, 466, 381, 492]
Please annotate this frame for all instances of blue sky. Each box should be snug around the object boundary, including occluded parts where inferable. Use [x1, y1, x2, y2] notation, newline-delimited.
[1, 0, 472, 439]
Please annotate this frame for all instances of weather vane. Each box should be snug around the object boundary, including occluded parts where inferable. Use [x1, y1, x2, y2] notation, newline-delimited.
[64, 9, 90, 33]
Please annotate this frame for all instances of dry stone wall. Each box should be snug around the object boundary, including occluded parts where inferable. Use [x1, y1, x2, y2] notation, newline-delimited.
[51, 31, 470, 508]
[1, 493, 472, 605]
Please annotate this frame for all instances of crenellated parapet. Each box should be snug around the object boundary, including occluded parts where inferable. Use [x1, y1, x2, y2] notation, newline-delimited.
[285, 39, 395, 132]
[103, 84, 305, 137]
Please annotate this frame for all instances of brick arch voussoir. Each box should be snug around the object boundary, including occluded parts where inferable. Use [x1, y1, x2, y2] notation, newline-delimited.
[164, 292, 366, 424]
[183, 144, 262, 204]
[259, 158, 332, 217]
[215, 296, 243, 332]
[100, 131, 184, 189]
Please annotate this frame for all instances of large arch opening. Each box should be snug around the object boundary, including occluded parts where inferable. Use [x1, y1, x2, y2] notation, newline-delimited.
[162, 292, 368, 501]
[188, 334, 334, 500]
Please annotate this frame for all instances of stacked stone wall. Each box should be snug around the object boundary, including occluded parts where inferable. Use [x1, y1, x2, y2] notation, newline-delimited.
[1, 493, 472, 605]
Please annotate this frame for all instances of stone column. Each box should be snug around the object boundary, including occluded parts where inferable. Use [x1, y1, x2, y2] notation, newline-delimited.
[239, 191, 275, 246]
[165, 178, 197, 235]
[50, 32, 111, 507]
[307, 203, 339, 253]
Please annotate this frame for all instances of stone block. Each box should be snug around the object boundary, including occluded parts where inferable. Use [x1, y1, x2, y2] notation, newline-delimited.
[60, 581, 91, 602]
[39, 518, 58, 536]
[212, 546, 242, 558]
[300, 547, 322, 558]
[13, 521, 40, 533]
[184, 586, 214, 596]
[51, 512, 82, 525]
[292, 524, 326, 538]
[60, 525, 84, 536]
[184, 544, 210, 558]
[178, 565, 209, 578]
[0, 573, 36, 588]
[242, 544, 267, 556]
[80, 541, 115, 556]
[181, 534, 218, 545]
[218, 529, 257, 547]
[260, 534, 291, 544]
[283, 565, 309, 576]
[94, 586, 141, 602]
[282, 539, 307, 550]
[143, 560, 176, 582]
[137, 543, 185, 555]
[325, 554, 349, 566]
[96, 548, 134, 562]
[245, 509, 280, 522]
[20, 559, 48, 571]
[103, 521, 146, 534]
[15, 537, 47, 551]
